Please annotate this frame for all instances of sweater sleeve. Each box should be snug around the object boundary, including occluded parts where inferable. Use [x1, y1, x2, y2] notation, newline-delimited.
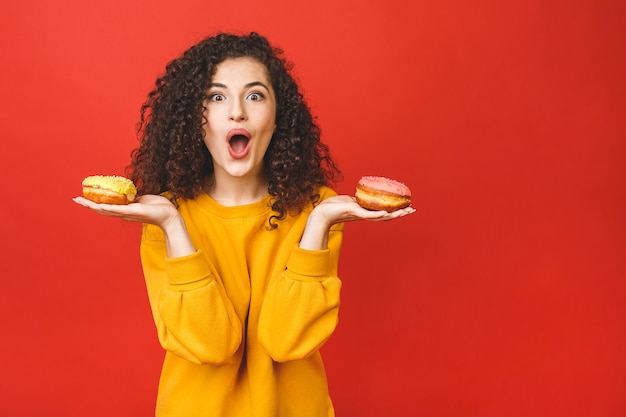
[257, 223, 344, 363]
[140, 225, 243, 365]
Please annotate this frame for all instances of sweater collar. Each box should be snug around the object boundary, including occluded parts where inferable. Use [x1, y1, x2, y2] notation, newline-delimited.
[194, 191, 273, 219]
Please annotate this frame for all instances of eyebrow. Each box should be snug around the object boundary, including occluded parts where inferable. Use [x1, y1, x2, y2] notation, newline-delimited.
[208, 81, 271, 90]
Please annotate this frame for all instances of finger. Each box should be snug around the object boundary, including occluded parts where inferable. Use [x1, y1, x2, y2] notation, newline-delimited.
[366, 207, 416, 221]
[355, 209, 390, 220]
[72, 197, 89, 207]
[73, 197, 140, 218]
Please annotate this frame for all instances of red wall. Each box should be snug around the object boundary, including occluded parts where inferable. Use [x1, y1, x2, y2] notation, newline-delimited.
[1, 0, 625, 416]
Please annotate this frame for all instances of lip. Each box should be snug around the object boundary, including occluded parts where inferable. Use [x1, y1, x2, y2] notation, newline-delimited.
[226, 128, 251, 159]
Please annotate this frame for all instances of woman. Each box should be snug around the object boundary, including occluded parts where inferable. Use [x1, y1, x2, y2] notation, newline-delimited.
[74, 32, 414, 417]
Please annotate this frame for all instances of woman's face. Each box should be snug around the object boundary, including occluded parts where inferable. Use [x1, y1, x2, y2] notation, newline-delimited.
[202, 57, 277, 181]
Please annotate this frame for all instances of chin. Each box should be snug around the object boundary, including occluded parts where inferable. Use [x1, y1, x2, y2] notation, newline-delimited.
[218, 161, 262, 179]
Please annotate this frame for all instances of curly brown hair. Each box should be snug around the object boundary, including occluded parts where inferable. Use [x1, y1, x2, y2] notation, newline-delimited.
[127, 32, 341, 228]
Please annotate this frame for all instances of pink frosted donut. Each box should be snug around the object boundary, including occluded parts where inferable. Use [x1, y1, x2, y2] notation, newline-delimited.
[355, 176, 412, 212]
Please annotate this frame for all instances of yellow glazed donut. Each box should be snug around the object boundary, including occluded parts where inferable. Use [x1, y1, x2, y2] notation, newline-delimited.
[82, 175, 137, 205]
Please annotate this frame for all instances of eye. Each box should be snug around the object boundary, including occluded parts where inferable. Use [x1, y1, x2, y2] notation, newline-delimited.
[247, 92, 264, 101]
[208, 93, 226, 102]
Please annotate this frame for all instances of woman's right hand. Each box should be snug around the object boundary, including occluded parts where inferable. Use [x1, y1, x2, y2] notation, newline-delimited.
[73, 194, 196, 258]
[73, 194, 179, 230]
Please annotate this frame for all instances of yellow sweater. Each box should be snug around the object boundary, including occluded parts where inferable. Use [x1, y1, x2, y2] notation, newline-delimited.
[140, 187, 344, 417]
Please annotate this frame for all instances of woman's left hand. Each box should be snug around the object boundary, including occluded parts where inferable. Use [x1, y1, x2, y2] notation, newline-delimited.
[311, 195, 415, 226]
[299, 195, 415, 250]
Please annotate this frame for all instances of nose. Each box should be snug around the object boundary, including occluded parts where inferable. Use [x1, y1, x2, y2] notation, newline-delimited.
[229, 98, 247, 122]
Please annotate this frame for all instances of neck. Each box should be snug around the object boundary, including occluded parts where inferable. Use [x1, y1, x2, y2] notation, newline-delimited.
[204, 172, 268, 207]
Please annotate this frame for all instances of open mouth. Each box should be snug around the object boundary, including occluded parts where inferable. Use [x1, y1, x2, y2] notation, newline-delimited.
[227, 129, 251, 159]
[229, 134, 250, 154]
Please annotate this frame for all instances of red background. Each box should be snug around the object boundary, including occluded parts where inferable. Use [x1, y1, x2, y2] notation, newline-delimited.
[1, 0, 625, 416]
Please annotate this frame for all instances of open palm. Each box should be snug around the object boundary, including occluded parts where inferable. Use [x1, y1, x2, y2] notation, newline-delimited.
[313, 195, 415, 225]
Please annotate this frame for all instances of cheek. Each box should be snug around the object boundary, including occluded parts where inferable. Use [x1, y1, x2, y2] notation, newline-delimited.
[202, 112, 222, 139]
[262, 108, 277, 132]
[201, 126, 220, 153]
